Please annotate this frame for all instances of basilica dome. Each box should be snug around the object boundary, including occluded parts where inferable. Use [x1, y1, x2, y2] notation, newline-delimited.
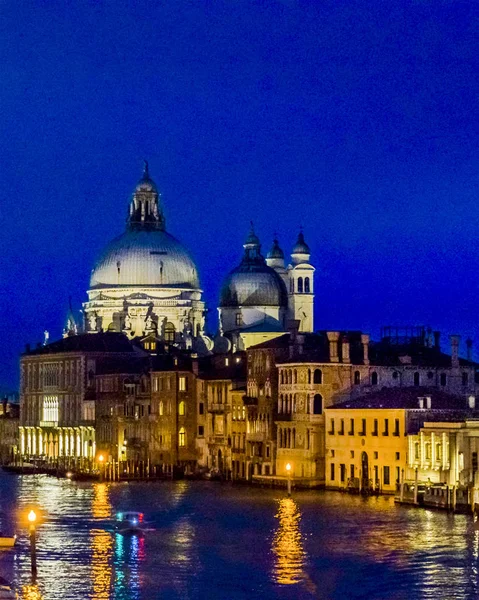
[90, 229, 200, 289]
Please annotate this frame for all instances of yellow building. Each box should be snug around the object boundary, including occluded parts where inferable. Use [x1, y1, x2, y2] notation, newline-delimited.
[325, 388, 473, 494]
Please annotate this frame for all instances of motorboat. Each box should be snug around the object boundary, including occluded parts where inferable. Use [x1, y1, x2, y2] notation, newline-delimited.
[115, 512, 144, 535]
[0, 576, 16, 599]
[0, 536, 16, 549]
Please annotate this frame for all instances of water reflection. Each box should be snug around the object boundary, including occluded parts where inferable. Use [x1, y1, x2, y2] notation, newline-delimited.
[272, 497, 306, 585]
[90, 483, 113, 599]
[21, 584, 44, 600]
[91, 484, 111, 519]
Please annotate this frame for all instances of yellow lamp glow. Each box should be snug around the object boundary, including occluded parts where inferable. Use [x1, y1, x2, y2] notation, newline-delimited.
[28, 510, 37, 523]
[286, 463, 291, 472]
[98, 454, 104, 462]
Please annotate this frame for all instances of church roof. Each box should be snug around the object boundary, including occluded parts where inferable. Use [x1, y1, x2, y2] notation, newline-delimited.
[24, 332, 136, 355]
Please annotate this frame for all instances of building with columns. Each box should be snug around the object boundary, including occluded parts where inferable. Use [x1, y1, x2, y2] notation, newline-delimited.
[19, 333, 139, 464]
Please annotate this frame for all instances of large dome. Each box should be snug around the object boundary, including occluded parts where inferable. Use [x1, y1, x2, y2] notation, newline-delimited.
[220, 264, 288, 307]
[90, 229, 200, 289]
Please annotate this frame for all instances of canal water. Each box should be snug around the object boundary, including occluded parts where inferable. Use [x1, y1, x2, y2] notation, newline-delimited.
[0, 473, 478, 599]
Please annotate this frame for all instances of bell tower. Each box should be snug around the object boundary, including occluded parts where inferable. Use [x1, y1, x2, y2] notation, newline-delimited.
[287, 230, 315, 332]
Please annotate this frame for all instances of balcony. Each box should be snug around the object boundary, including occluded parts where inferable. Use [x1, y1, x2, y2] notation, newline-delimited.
[39, 421, 58, 428]
[246, 432, 267, 443]
[275, 413, 293, 422]
[208, 403, 230, 413]
[207, 435, 226, 445]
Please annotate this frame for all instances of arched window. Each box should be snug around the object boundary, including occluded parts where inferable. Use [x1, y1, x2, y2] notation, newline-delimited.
[294, 370, 297, 384]
[178, 427, 186, 447]
[178, 401, 185, 416]
[290, 279, 294, 293]
[280, 371, 284, 385]
[297, 277, 303, 293]
[308, 369, 311, 384]
[313, 369, 322, 384]
[292, 428, 296, 448]
[462, 372, 469, 386]
[313, 394, 323, 415]
[354, 371, 360, 385]
[440, 373, 447, 387]
[305, 277, 310, 293]
[371, 372, 378, 386]
[164, 322, 176, 342]
[289, 369, 293, 384]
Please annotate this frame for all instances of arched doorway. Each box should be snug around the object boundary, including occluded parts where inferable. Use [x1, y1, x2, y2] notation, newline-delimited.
[361, 452, 369, 491]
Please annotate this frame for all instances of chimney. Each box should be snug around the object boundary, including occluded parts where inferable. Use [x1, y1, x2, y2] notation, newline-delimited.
[450, 335, 460, 368]
[469, 395, 476, 409]
[418, 397, 424, 409]
[326, 331, 340, 363]
[341, 336, 350, 363]
[361, 334, 370, 365]
[433, 331, 441, 349]
[288, 320, 301, 359]
[466, 339, 473, 362]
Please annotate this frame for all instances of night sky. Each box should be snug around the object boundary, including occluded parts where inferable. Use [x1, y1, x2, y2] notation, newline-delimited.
[1, 1, 478, 391]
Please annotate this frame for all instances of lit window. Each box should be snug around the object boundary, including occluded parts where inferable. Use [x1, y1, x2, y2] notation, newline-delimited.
[179, 376, 187, 392]
[235, 313, 242, 326]
[178, 401, 185, 416]
[179, 427, 186, 447]
[164, 322, 175, 343]
[159, 401, 164, 416]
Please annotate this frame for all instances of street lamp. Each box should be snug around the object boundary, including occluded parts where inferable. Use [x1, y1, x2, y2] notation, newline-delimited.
[98, 454, 105, 482]
[286, 463, 292, 496]
[27, 510, 37, 580]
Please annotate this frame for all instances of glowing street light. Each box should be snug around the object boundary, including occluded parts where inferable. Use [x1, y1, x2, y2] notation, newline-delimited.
[27, 510, 37, 580]
[98, 454, 105, 482]
[286, 463, 292, 496]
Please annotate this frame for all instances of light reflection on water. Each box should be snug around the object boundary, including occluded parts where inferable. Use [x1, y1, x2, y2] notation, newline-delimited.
[272, 497, 305, 585]
[1, 475, 479, 599]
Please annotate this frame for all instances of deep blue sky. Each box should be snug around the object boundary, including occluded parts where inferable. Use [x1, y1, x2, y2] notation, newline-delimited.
[1, 1, 478, 390]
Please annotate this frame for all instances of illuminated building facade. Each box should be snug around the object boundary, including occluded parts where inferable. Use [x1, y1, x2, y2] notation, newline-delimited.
[19, 333, 137, 463]
[325, 389, 479, 494]
[247, 327, 479, 487]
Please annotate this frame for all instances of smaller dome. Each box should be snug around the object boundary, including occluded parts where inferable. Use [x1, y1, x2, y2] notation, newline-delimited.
[292, 231, 310, 255]
[220, 266, 288, 308]
[267, 238, 284, 260]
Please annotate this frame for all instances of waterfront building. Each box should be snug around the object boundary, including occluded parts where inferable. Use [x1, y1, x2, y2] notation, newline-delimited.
[325, 388, 479, 494]
[19, 333, 138, 464]
[0, 400, 19, 463]
[247, 326, 478, 488]
[408, 412, 479, 487]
